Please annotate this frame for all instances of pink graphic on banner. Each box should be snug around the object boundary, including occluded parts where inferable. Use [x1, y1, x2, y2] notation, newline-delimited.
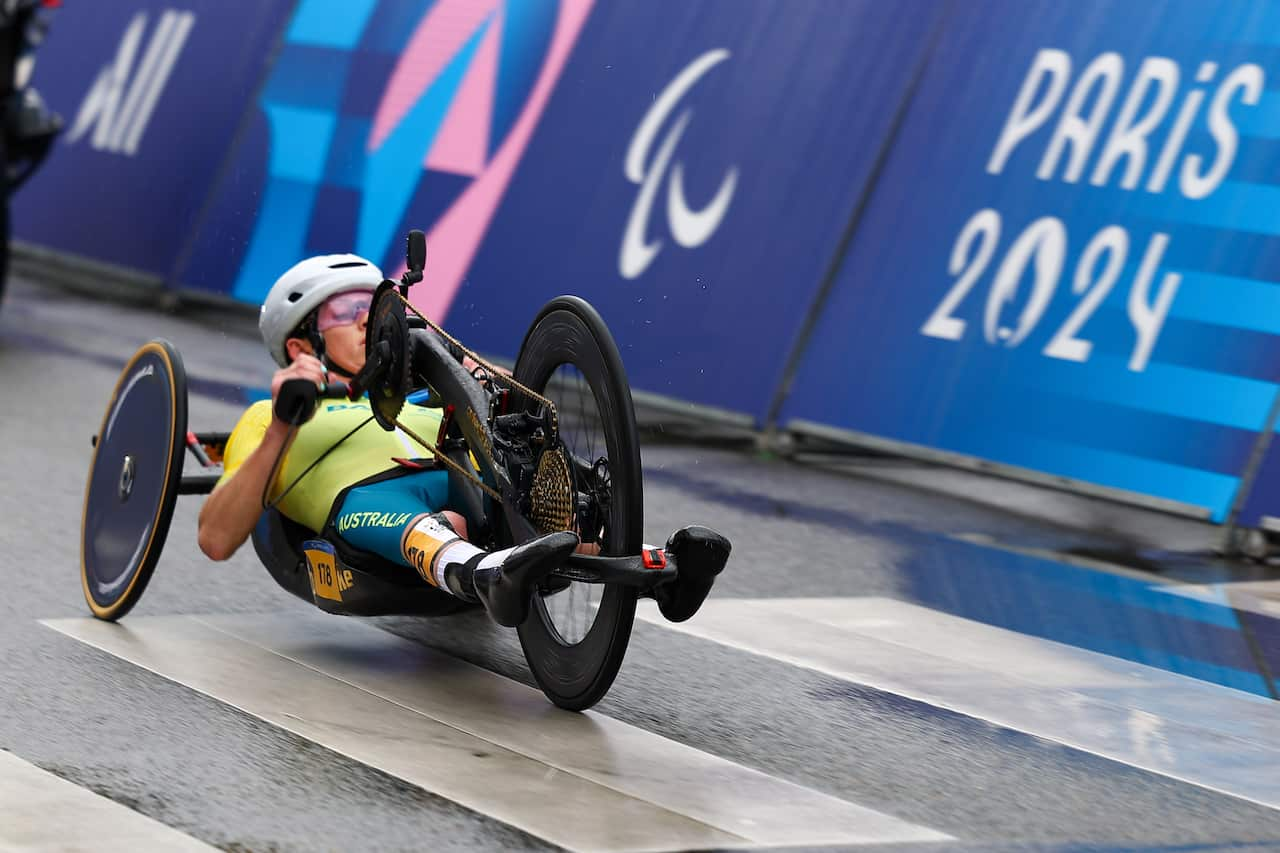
[369, 0, 500, 152]
[424, 5, 501, 177]
[373, 0, 594, 322]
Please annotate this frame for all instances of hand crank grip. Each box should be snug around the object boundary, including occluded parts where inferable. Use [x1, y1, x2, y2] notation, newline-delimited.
[274, 379, 351, 426]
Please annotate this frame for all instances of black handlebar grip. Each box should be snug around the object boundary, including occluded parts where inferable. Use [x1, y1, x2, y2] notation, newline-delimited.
[322, 381, 351, 399]
[274, 378, 318, 426]
[274, 379, 353, 426]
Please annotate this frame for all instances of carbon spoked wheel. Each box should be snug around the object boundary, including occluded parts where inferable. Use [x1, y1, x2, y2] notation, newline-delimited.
[81, 340, 187, 620]
[514, 297, 642, 711]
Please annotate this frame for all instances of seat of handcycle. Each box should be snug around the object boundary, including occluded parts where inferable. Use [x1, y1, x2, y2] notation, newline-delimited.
[252, 508, 470, 618]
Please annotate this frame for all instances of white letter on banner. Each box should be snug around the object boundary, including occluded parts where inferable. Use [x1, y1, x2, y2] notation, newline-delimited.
[1043, 225, 1128, 363]
[921, 209, 1002, 341]
[1180, 63, 1264, 200]
[983, 217, 1067, 347]
[1090, 57, 1180, 189]
[1147, 62, 1215, 193]
[1037, 52, 1124, 183]
[115, 11, 195, 155]
[987, 49, 1072, 175]
[67, 13, 147, 148]
[1127, 233, 1181, 372]
[67, 10, 195, 157]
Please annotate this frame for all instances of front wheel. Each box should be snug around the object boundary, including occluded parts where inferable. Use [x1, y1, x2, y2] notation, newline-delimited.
[513, 297, 642, 711]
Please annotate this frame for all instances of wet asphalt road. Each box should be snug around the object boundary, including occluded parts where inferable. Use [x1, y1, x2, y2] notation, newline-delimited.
[2, 274, 1279, 852]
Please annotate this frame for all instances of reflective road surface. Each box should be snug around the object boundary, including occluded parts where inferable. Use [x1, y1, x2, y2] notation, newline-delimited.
[2, 276, 1280, 852]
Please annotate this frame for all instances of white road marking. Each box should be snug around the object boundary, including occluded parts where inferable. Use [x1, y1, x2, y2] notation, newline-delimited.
[42, 612, 950, 852]
[636, 596, 1280, 811]
[0, 748, 215, 852]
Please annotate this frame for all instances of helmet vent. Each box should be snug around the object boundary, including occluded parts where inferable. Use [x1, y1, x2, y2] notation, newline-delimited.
[328, 261, 367, 269]
[287, 292, 303, 302]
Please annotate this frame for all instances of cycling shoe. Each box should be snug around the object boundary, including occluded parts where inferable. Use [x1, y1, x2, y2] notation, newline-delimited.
[473, 531, 579, 627]
[654, 525, 731, 622]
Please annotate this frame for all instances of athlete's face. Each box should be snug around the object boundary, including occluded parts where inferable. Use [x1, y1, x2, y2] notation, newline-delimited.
[320, 313, 367, 377]
[285, 289, 371, 378]
[318, 293, 370, 377]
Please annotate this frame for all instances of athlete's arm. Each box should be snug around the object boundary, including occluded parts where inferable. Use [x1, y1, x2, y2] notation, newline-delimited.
[197, 421, 293, 560]
[197, 356, 325, 561]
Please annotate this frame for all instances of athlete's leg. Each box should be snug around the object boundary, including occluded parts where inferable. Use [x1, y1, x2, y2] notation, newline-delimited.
[399, 512, 577, 626]
[333, 470, 454, 566]
[333, 472, 577, 626]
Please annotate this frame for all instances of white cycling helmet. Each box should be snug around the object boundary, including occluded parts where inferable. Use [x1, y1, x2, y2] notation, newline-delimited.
[259, 254, 383, 366]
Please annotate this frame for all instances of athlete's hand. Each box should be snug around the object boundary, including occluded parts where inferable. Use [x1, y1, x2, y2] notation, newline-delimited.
[270, 354, 327, 426]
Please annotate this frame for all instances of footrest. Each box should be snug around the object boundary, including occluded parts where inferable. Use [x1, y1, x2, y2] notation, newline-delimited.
[557, 550, 679, 591]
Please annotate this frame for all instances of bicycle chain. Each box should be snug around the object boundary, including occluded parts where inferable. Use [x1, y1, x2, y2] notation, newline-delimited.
[388, 291, 563, 510]
[390, 418, 502, 501]
[393, 291, 557, 416]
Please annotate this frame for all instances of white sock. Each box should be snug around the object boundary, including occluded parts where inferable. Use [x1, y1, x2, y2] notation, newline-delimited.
[432, 539, 484, 589]
[475, 546, 516, 572]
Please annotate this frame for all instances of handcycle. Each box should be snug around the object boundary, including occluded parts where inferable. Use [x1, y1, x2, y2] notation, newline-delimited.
[79, 230, 730, 711]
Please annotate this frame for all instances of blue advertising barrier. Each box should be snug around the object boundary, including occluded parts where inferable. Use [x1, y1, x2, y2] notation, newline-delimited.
[176, 0, 600, 308]
[778, 0, 1280, 522]
[13, 1, 295, 279]
[20, 0, 1280, 528]
[1229, 428, 1280, 529]
[441, 0, 943, 417]
[176, 0, 945, 422]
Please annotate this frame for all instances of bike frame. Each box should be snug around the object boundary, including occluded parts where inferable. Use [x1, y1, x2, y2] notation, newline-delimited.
[400, 323, 674, 591]
[402, 322, 535, 545]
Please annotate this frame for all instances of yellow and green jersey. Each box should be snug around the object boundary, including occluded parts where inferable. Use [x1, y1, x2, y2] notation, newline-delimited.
[217, 397, 446, 533]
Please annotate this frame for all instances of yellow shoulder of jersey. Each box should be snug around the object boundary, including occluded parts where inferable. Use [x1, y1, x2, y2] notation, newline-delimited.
[215, 399, 274, 488]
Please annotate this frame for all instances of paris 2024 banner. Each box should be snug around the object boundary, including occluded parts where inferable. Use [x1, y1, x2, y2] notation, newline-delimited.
[782, 0, 1280, 522]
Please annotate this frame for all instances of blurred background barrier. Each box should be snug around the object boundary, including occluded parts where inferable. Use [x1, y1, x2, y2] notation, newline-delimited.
[11, 0, 293, 282]
[14, 0, 1280, 534]
[171, 0, 945, 426]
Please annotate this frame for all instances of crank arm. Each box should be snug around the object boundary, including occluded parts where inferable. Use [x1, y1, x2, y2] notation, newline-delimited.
[552, 551, 678, 591]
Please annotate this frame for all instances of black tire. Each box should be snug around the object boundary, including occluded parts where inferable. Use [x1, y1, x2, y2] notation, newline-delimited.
[513, 296, 642, 711]
[81, 340, 187, 620]
[0, 199, 10, 306]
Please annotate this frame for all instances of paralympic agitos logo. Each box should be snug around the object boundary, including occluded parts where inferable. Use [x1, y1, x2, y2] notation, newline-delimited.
[619, 49, 739, 280]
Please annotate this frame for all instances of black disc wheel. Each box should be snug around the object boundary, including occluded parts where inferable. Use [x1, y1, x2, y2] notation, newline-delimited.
[364, 281, 410, 430]
[81, 340, 187, 620]
[513, 296, 642, 711]
[0, 200, 9, 307]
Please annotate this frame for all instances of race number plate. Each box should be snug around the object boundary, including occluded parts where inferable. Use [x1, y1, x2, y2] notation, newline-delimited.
[302, 540, 351, 603]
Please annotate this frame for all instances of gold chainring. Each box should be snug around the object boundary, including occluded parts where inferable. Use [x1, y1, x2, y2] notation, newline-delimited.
[529, 446, 574, 534]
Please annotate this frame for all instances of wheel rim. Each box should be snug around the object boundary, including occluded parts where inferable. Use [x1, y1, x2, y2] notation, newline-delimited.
[514, 298, 642, 710]
[81, 342, 184, 617]
[538, 363, 608, 645]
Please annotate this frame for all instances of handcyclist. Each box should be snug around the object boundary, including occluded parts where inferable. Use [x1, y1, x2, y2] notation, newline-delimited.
[197, 254, 729, 627]
[196, 254, 579, 627]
